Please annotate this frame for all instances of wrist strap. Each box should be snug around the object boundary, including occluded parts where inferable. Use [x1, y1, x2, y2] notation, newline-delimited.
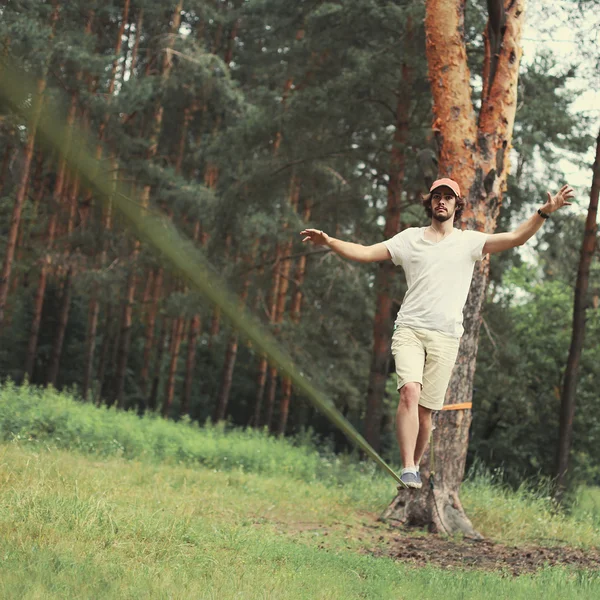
[538, 208, 550, 219]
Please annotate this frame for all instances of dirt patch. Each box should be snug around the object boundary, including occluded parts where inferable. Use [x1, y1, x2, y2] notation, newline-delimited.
[370, 532, 600, 576]
[276, 516, 600, 576]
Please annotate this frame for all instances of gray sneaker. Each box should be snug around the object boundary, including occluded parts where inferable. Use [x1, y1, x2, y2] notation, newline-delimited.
[399, 471, 422, 489]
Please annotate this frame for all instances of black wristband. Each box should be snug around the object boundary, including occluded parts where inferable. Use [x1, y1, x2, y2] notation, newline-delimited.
[537, 208, 550, 219]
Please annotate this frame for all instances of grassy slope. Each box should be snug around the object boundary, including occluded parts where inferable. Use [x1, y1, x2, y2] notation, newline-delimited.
[0, 384, 598, 598]
[1, 444, 598, 600]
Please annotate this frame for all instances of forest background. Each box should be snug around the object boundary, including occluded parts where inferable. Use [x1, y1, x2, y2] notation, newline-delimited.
[0, 0, 599, 496]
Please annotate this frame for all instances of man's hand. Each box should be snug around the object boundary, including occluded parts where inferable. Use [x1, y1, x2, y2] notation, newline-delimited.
[543, 185, 575, 214]
[301, 228, 330, 246]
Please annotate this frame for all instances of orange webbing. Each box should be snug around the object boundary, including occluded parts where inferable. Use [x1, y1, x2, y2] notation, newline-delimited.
[441, 402, 472, 411]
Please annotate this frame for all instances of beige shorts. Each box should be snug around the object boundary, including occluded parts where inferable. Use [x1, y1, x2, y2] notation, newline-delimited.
[391, 326, 460, 411]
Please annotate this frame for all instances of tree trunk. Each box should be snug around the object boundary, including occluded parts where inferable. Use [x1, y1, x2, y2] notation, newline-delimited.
[181, 314, 200, 416]
[24, 257, 47, 382]
[555, 128, 600, 499]
[0, 143, 13, 198]
[46, 266, 73, 387]
[382, 0, 525, 537]
[364, 74, 410, 451]
[82, 289, 100, 400]
[140, 268, 163, 398]
[138, 0, 182, 210]
[254, 243, 282, 427]
[114, 268, 137, 408]
[277, 199, 312, 436]
[96, 303, 114, 405]
[83, 1, 128, 398]
[214, 265, 252, 422]
[162, 316, 184, 418]
[149, 316, 169, 412]
[0, 78, 48, 325]
[0, 2, 59, 324]
[112, 0, 177, 408]
[24, 86, 78, 380]
[263, 176, 301, 430]
[264, 365, 278, 430]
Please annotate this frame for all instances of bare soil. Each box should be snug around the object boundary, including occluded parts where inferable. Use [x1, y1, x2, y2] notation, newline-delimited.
[370, 528, 600, 576]
[280, 516, 600, 576]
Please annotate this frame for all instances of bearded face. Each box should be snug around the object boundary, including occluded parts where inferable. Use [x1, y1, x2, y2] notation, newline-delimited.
[431, 189, 457, 223]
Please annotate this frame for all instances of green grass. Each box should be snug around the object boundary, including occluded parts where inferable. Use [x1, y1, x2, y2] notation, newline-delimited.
[0, 381, 392, 508]
[462, 471, 600, 548]
[1, 443, 599, 600]
[571, 486, 600, 525]
[1, 383, 599, 598]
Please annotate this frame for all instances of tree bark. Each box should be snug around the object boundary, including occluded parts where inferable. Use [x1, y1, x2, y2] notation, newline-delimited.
[0, 3, 60, 318]
[214, 260, 252, 422]
[114, 1, 181, 407]
[0, 143, 13, 198]
[149, 316, 169, 412]
[254, 244, 281, 427]
[24, 86, 78, 380]
[382, 0, 525, 537]
[181, 314, 200, 416]
[555, 128, 600, 499]
[163, 316, 185, 417]
[96, 303, 114, 405]
[140, 268, 163, 398]
[364, 70, 410, 451]
[0, 70, 51, 325]
[277, 199, 312, 436]
[83, 1, 129, 399]
[264, 176, 301, 430]
[114, 268, 137, 408]
[46, 266, 73, 387]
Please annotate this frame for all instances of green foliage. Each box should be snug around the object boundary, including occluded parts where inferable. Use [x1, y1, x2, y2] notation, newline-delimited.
[471, 263, 600, 487]
[0, 0, 598, 496]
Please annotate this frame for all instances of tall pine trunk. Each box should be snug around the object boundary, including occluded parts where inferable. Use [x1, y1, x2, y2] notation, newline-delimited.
[383, 0, 525, 537]
[140, 268, 163, 398]
[0, 2, 57, 325]
[255, 244, 281, 427]
[277, 199, 312, 436]
[96, 303, 114, 405]
[24, 86, 78, 380]
[181, 314, 200, 416]
[162, 316, 185, 417]
[46, 267, 73, 387]
[83, 1, 129, 400]
[555, 128, 600, 498]
[252, 74, 295, 427]
[149, 316, 169, 412]
[114, 267, 137, 407]
[214, 252, 253, 422]
[114, 1, 182, 406]
[0, 143, 12, 198]
[364, 75, 410, 451]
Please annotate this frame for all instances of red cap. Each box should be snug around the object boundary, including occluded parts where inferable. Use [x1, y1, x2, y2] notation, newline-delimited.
[430, 178, 461, 197]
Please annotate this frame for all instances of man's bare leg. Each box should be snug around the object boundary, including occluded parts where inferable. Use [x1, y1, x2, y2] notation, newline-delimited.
[395, 382, 422, 469]
[414, 405, 433, 467]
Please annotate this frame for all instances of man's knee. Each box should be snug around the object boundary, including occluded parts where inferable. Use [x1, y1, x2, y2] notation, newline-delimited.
[398, 382, 421, 409]
[418, 404, 433, 425]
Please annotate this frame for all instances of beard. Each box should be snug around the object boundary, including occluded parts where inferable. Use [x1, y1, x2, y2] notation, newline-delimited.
[433, 210, 454, 223]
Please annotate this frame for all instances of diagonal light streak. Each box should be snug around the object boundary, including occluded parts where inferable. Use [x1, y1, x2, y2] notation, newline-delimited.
[0, 60, 405, 488]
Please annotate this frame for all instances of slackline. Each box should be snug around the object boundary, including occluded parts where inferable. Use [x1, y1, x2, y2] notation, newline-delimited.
[0, 60, 410, 488]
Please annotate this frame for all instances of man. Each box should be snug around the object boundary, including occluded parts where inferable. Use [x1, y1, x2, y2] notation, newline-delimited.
[301, 178, 574, 489]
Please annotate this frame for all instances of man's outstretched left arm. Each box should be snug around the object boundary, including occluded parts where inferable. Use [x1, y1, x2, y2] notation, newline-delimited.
[482, 185, 575, 255]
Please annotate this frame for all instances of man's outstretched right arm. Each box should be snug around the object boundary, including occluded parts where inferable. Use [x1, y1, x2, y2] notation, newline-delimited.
[300, 229, 391, 263]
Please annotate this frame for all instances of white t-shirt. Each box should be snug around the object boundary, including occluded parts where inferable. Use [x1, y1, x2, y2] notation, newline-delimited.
[383, 227, 489, 338]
